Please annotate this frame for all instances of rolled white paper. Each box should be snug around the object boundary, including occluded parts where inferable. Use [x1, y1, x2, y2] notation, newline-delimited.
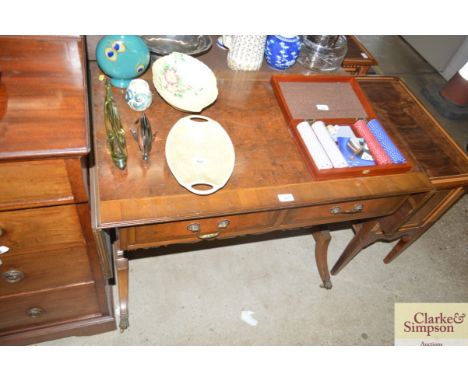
[296, 121, 333, 170]
[311, 121, 349, 168]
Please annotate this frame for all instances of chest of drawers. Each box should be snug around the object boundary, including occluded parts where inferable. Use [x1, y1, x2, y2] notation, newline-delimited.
[0, 36, 115, 345]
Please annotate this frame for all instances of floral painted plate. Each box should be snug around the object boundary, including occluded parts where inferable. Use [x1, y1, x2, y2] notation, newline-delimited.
[152, 52, 218, 113]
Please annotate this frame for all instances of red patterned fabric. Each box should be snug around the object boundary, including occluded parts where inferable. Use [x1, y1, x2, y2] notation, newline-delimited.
[352, 120, 392, 165]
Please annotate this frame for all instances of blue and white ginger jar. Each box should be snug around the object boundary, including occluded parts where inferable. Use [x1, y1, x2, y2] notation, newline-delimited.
[265, 35, 301, 70]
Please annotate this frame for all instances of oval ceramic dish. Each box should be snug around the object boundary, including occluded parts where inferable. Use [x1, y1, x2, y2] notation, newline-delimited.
[152, 52, 218, 113]
[165, 116, 235, 195]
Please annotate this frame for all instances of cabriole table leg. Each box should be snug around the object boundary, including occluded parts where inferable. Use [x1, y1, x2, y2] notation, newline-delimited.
[312, 229, 333, 289]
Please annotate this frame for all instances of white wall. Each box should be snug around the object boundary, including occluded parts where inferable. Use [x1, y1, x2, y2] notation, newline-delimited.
[442, 38, 468, 80]
[402, 35, 467, 80]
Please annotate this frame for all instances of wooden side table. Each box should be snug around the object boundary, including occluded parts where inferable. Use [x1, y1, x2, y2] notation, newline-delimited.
[88, 44, 431, 330]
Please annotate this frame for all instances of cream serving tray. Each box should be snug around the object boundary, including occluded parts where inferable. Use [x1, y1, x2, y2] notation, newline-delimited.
[165, 116, 235, 195]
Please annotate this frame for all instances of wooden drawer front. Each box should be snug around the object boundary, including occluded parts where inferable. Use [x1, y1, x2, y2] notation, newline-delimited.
[0, 283, 100, 332]
[0, 205, 85, 256]
[0, 158, 87, 211]
[281, 196, 406, 228]
[0, 246, 93, 298]
[119, 211, 281, 250]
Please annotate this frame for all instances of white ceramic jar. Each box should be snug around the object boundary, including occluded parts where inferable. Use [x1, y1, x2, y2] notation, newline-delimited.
[125, 78, 153, 111]
[223, 35, 267, 71]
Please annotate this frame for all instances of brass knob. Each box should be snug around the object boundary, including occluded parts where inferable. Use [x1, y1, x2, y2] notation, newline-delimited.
[26, 307, 44, 318]
[2, 269, 24, 283]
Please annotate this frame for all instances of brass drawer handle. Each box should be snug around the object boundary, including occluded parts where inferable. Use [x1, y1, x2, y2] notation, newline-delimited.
[0, 227, 3, 237]
[330, 204, 364, 215]
[2, 269, 24, 283]
[26, 307, 44, 318]
[198, 232, 220, 240]
[186, 220, 230, 240]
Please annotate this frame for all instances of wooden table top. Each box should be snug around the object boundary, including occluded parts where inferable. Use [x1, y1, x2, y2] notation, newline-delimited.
[88, 44, 440, 229]
[0, 36, 89, 160]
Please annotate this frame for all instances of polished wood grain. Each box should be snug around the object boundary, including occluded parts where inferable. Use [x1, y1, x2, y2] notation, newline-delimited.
[0, 205, 85, 255]
[0, 36, 90, 160]
[0, 246, 93, 298]
[118, 196, 406, 262]
[0, 283, 100, 332]
[358, 77, 468, 181]
[279, 196, 406, 228]
[89, 60, 432, 229]
[75, 203, 113, 315]
[119, 210, 280, 250]
[0, 36, 115, 344]
[0, 315, 115, 346]
[0, 158, 87, 211]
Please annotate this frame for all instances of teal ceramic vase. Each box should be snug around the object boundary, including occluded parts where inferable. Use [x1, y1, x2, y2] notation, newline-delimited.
[96, 35, 150, 88]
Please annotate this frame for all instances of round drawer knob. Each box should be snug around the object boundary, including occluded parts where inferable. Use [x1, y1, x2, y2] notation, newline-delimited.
[2, 269, 24, 283]
[26, 307, 44, 318]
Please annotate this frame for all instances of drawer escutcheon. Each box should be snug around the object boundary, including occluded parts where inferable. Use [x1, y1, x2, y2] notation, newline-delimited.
[330, 204, 364, 215]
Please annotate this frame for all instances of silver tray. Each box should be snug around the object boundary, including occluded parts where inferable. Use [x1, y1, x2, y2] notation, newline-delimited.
[142, 35, 212, 56]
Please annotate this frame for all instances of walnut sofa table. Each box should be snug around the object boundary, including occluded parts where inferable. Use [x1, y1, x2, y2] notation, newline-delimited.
[88, 53, 440, 330]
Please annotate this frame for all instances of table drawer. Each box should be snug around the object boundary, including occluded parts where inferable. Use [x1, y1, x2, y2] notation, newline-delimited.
[0, 204, 85, 256]
[0, 158, 87, 211]
[280, 196, 406, 228]
[119, 210, 281, 250]
[0, 246, 93, 298]
[0, 283, 100, 332]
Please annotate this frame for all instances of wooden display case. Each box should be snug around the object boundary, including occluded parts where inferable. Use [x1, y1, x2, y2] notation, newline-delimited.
[271, 74, 412, 180]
